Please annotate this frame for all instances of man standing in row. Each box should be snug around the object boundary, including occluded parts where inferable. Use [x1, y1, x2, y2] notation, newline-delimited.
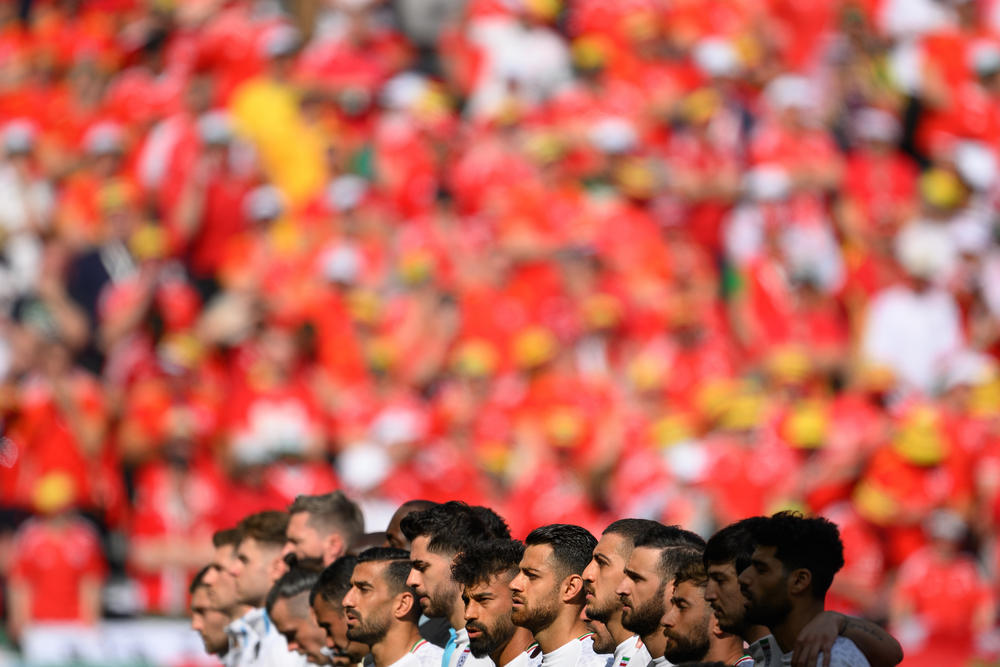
[311, 555, 370, 667]
[284, 492, 365, 568]
[268, 567, 332, 665]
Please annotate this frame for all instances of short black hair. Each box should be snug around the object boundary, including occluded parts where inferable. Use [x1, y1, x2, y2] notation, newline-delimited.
[289, 491, 365, 550]
[266, 567, 321, 614]
[603, 519, 664, 555]
[357, 547, 413, 595]
[400, 501, 506, 556]
[212, 528, 241, 549]
[311, 555, 358, 606]
[748, 512, 845, 598]
[703, 517, 767, 574]
[633, 524, 705, 551]
[452, 539, 525, 588]
[190, 565, 211, 594]
[524, 524, 597, 578]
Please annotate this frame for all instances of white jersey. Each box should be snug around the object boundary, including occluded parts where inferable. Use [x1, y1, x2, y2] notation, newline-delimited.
[413, 638, 446, 667]
[611, 636, 647, 667]
[224, 607, 308, 667]
[646, 655, 672, 667]
[541, 634, 613, 667]
[451, 627, 497, 667]
[503, 644, 544, 667]
[749, 634, 869, 667]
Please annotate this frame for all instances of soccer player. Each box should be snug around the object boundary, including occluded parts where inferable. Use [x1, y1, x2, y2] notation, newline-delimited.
[402, 501, 510, 667]
[343, 548, 445, 667]
[312, 555, 371, 667]
[738, 513, 870, 667]
[658, 549, 748, 666]
[452, 538, 542, 667]
[228, 511, 307, 666]
[268, 567, 332, 664]
[616, 525, 705, 667]
[509, 524, 609, 667]
[190, 565, 231, 658]
[704, 518, 902, 667]
[581, 519, 662, 666]
[284, 492, 366, 568]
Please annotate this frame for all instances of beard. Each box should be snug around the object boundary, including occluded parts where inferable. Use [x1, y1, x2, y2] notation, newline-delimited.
[346, 609, 390, 645]
[621, 594, 664, 637]
[421, 580, 460, 618]
[511, 590, 560, 634]
[664, 621, 711, 664]
[743, 586, 792, 628]
[467, 614, 517, 659]
[712, 601, 748, 636]
[584, 590, 619, 624]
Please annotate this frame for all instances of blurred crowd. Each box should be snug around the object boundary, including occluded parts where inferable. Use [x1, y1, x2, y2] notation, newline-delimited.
[2, 0, 1000, 662]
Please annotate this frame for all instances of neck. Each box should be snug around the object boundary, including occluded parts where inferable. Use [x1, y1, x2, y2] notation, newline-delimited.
[534, 605, 590, 654]
[705, 635, 747, 665]
[606, 610, 632, 646]
[496, 627, 537, 666]
[230, 603, 253, 622]
[449, 596, 467, 631]
[372, 621, 423, 667]
[772, 599, 825, 654]
[742, 624, 771, 644]
[641, 629, 666, 659]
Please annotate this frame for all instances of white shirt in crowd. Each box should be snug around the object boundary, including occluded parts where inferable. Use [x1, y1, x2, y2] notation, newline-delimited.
[540, 634, 612, 667]
[449, 627, 496, 667]
[611, 635, 650, 667]
[503, 643, 543, 667]
[749, 633, 869, 667]
[223, 607, 307, 667]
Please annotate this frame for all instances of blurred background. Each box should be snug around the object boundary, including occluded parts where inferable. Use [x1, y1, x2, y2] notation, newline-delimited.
[1, 0, 1000, 664]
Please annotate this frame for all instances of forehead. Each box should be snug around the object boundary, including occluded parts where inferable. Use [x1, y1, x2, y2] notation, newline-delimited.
[191, 587, 211, 605]
[627, 546, 660, 573]
[353, 560, 384, 583]
[707, 562, 737, 578]
[594, 533, 627, 561]
[313, 594, 341, 616]
[213, 544, 236, 562]
[674, 580, 704, 603]
[521, 543, 554, 570]
[752, 545, 779, 564]
[467, 572, 512, 596]
[288, 512, 312, 531]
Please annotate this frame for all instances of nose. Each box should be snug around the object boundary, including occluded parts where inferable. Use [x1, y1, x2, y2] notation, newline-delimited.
[509, 572, 525, 593]
[660, 605, 678, 629]
[342, 589, 356, 609]
[614, 579, 630, 599]
[465, 600, 479, 623]
[281, 542, 295, 558]
[406, 569, 420, 590]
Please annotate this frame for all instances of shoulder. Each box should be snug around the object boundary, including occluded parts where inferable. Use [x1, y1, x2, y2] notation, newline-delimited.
[828, 638, 870, 667]
[578, 638, 613, 667]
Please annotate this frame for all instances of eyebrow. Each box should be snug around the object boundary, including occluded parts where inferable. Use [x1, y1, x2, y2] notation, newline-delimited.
[624, 567, 643, 582]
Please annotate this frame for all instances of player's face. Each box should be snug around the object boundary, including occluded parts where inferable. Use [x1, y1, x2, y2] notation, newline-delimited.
[660, 581, 711, 664]
[204, 544, 241, 611]
[705, 562, 748, 634]
[583, 614, 618, 655]
[284, 512, 325, 564]
[313, 594, 370, 667]
[231, 537, 279, 606]
[343, 561, 394, 645]
[509, 544, 562, 633]
[190, 586, 230, 656]
[582, 533, 627, 624]
[616, 547, 665, 637]
[738, 546, 792, 627]
[271, 595, 332, 665]
[463, 573, 518, 659]
[407, 536, 461, 618]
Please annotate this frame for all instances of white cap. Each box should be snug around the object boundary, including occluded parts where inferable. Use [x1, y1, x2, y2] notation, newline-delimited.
[953, 140, 998, 191]
[319, 242, 361, 284]
[853, 107, 901, 144]
[743, 165, 791, 202]
[380, 72, 429, 111]
[588, 116, 638, 155]
[765, 74, 815, 111]
[83, 121, 125, 155]
[2, 119, 36, 154]
[944, 350, 996, 390]
[895, 220, 958, 280]
[693, 37, 739, 78]
[243, 185, 284, 222]
[197, 110, 233, 145]
[326, 175, 368, 212]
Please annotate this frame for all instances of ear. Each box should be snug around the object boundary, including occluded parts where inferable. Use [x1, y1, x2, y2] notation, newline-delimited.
[270, 552, 289, 582]
[788, 568, 812, 597]
[709, 612, 726, 639]
[561, 574, 584, 603]
[324, 534, 346, 563]
[393, 590, 415, 620]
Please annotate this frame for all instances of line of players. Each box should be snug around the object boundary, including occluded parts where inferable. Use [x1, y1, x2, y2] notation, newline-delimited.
[188, 494, 905, 667]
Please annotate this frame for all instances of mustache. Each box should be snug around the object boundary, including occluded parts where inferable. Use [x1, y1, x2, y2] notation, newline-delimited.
[466, 621, 487, 634]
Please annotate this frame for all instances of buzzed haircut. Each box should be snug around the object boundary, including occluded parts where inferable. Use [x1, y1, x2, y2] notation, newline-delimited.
[603, 519, 664, 556]
[289, 491, 365, 550]
[703, 517, 767, 575]
[672, 549, 709, 588]
[311, 555, 358, 606]
[266, 567, 321, 615]
[357, 547, 414, 595]
[633, 524, 706, 551]
[452, 539, 525, 588]
[400, 501, 505, 556]
[190, 565, 211, 594]
[238, 510, 289, 548]
[524, 524, 597, 578]
[748, 511, 845, 599]
[212, 528, 241, 549]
